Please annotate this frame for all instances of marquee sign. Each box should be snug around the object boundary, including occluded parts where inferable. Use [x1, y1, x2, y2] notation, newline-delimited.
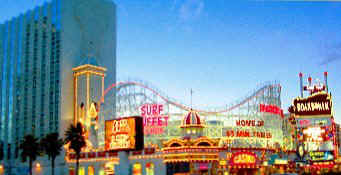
[291, 92, 332, 116]
[105, 116, 144, 151]
[230, 152, 257, 165]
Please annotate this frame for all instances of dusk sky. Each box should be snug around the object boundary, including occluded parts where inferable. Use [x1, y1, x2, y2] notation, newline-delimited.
[1, 0, 341, 121]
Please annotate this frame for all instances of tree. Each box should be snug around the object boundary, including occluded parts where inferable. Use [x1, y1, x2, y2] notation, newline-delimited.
[0, 140, 3, 160]
[64, 123, 86, 175]
[40, 133, 64, 175]
[19, 135, 40, 175]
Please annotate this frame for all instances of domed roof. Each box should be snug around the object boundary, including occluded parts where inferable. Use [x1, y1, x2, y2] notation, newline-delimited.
[181, 110, 204, 128]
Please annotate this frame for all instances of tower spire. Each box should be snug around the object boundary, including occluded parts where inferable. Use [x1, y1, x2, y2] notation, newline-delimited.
[87, 41, 94, 63]
[190, 88, 193, 110]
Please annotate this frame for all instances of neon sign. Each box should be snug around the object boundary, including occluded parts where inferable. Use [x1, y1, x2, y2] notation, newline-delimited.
[291, 92, 332, 116]
[105, 116, 143, 151]
[236, 120, 264, 127]
[303, 127, 326, 142]
[140, 104, 169, 135]
[296, 102, 330, 112]
[226, 130, 272, 138]
[309, 151, 334, 161]
[274, 159, 288, 165]
[219, 160, 227, 166]
[231, 152, 257, 165]
[299, 119, 311, 126]
[297, 118, 330, 127]
[259, 104, 284, 117]
[198, 163, 208, 170]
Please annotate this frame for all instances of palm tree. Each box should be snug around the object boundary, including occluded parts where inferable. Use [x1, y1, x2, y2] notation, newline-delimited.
[0, 140, 4, 160]
[40, 133, 64, 175]
[19, 134, 40, 175]
[64, 123, 86, 175]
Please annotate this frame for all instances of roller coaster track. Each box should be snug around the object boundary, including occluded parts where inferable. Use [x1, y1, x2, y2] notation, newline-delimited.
[101, 81, 281, 114]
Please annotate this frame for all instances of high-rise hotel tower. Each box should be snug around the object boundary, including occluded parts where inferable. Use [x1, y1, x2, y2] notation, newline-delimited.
[0, 0, 116, 174]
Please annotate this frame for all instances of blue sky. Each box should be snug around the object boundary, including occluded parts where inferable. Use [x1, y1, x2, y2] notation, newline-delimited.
[1, 0, 341, 121]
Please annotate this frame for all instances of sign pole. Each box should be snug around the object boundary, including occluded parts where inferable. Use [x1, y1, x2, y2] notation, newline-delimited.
[115, 151, 130, 175]
[106, 116, 144, 175]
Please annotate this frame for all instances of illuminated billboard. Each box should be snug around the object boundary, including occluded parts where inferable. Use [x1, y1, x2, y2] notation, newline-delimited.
[309, 151, 334, 161]
[300, 126, 333, 143]
[105, 116, 144, 151]
[297, 126, 334, 152]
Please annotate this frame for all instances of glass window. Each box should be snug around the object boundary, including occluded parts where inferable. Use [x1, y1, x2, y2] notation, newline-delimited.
[146, 162, 154, 175]
[132, 163, 142, 175]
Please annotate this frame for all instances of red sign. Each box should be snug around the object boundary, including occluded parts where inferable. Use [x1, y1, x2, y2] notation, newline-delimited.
[226, 130, 272, 138]
[230, 152, 257, 165]
[236, 120, 264, 127]
[260, 104, 284, 118]
[140, 104, 169, 135]
[199, 163, 208, 170]
[299, 119, 311, 126]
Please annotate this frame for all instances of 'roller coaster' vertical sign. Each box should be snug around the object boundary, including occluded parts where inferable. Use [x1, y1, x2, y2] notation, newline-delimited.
[105, 116, 144, 151]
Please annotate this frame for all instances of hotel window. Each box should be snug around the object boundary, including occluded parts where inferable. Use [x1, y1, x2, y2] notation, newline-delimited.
[146, 162, 154, 175]
[132, 163, 142, 175]
[88, 166, 94, 175]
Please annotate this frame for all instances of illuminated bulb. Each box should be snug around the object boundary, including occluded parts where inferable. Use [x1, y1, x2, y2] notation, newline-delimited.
[36, 163, 41, 168]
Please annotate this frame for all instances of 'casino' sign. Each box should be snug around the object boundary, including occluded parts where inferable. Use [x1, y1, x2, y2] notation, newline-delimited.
[290, 92, 332, 116]
[230, 152, 257, 165]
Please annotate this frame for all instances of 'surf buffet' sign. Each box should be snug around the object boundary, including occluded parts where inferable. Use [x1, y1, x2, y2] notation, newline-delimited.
[105, 116, 144, 151]
[291, 92, 332, 116]
[140, 104, 169, 135]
